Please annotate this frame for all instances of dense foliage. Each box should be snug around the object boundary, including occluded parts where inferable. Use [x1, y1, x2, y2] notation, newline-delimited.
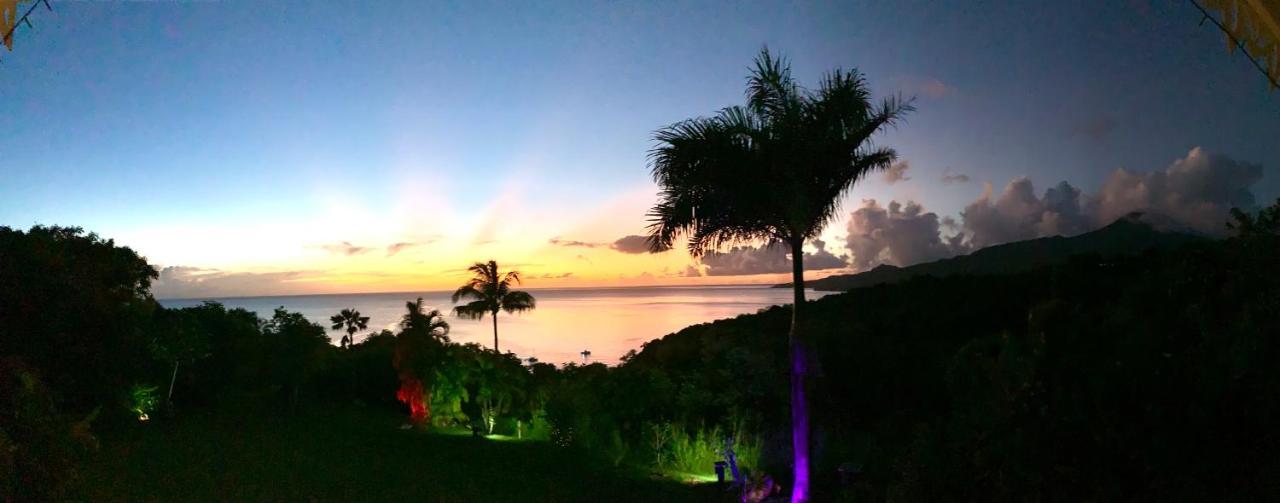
[2, 204, 1278, 500]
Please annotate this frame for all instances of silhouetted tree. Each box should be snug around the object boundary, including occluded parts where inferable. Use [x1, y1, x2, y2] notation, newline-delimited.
[261, 308, 330, 410]
[1228, 198, 1280, 237]
[329, 308, 369, 349]
[148, 309, 211, 405]
[451, 260, 536, 353]
[645, 47, 912, 501]
[394, 298, 450, 425]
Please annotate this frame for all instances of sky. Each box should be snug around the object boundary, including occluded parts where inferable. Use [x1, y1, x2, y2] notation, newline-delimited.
[1, 0, 1277, 298]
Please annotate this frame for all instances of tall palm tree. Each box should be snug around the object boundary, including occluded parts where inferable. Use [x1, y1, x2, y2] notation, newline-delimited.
[645, 47, 913, 502]
[451, 260, 536, 353]
[329, 308, 369, 349]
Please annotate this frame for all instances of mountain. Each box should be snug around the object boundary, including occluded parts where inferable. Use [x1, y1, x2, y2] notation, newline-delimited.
[788, 212, 1205, 292]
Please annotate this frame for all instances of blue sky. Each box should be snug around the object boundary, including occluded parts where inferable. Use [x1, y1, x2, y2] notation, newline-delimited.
[1, 1, 1276, 296]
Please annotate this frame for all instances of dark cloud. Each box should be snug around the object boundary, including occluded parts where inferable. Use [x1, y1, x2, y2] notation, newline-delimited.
[153, 266, 316, 299]
[699, 242, 848, 276]
[610, 235, 651, 254]
[539, 272, 574, 279]
[1070, 114, 1117, 142]
[940, 168, 970, 185]
[551, 234, 657, 254]
[846, 200, 963, 270]
[883, 160, 911, 184]
[320, 241, 371, 256]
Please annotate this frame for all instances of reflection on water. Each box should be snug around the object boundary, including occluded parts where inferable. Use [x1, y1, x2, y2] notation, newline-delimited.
[159, 285, 829, 364]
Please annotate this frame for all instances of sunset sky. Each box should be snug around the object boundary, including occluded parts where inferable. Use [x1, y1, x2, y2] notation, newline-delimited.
[2, 1, 1277, 298]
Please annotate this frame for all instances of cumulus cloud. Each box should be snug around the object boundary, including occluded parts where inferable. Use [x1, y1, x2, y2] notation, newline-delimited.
[846, 200, 962, 270]
[959, 178, 1091, 249]
[842, 147, 1264, 270]
[1088, 147, 1261, 233]
[152, 266, 316, 299]
[883, 161, 911, 184]
[940, 168, 970, 185]
[610, 235, 651, 254]
[320, 241, 371, 256]
[699, 241, 848, 276]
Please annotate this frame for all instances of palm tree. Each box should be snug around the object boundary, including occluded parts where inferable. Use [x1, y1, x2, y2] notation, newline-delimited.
[395, 297, 451, 425]
[329, 308, 370, 349]
[451, 260, 536, 353]
[400, 297, 451, 340]
[645, 47, 913, 502]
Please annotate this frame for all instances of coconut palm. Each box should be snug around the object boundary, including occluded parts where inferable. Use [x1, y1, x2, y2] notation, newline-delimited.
[329, 308, 370, 349]
[645, 47, 913, 502]
[451, 260, 536, 353]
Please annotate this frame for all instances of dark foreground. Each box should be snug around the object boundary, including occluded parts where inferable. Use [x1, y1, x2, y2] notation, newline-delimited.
[71, 406, 727, 502]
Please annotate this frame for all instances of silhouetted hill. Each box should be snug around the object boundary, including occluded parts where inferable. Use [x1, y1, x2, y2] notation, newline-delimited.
[789, 212, 1204, 291]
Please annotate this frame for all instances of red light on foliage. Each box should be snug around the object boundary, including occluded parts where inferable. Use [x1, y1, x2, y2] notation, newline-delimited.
[396, 375, 429, 424]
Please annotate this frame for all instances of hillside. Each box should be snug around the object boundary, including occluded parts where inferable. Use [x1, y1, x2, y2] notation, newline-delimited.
[791, 212, 1204, 291]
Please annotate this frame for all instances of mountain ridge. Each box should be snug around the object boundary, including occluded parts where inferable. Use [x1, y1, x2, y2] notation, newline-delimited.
[786, 212, 1206, 292]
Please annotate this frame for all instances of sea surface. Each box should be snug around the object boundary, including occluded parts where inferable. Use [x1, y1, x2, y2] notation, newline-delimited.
[159, 285, 829, 364]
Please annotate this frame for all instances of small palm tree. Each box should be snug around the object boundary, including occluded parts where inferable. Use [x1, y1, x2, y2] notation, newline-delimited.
[645, 47, 912, 502]
[329, 308, 369, 349]
[451, 260, 536, 353]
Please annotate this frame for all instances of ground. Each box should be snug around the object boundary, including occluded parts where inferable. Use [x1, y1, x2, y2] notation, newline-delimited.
[71, 406, 730, 502]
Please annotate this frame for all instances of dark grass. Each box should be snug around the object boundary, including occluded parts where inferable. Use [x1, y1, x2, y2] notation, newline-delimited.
[71, 406, 730, 502]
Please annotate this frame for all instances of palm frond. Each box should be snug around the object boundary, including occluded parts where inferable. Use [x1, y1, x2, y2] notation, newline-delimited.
[500, 291, 536, 313]
[453, 301, 490, 320]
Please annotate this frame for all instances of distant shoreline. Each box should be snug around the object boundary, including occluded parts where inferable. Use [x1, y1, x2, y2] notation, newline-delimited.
[153, 282, 806, 303]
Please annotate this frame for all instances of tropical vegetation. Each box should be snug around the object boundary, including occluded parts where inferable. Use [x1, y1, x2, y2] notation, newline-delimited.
[646, 47, 913, 501]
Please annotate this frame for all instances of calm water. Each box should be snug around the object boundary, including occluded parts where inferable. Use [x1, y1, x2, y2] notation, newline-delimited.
[159, 286, 828, 364]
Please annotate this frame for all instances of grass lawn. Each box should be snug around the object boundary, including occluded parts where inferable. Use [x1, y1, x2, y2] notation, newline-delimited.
[71, 406, 730, 502]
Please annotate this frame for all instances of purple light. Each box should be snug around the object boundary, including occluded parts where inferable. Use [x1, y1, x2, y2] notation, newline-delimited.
[790, 342, 810, 502]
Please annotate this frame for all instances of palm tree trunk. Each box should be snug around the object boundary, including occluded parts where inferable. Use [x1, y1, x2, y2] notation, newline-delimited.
[492, 312, 500, 353]
[788, 237, 810, 502]
[167, 359, 180, 402]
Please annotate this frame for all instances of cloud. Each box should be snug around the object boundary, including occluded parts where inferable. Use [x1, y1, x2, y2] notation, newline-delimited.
[385, 242, 418, 257]
[319, 241, 371, 256]
[548, 236, 602, 248]
[846, 199, 963, 270]
[610, 235, 651, 254]
[940, 168, 970, 185]
[152, 266, 317, 299]
[539, 272, 574, 279]
[897, 77, 953, 99]
[1088, 147, 1262, 233]
[699, 242, 848, 276]
[681, 264, 704, 277]
[551, 234, 657, 254]
[883, 161, 911, 184]
[1070, 115, 1117, 142]
[844, 148, 1263, 270]
[959, 178, 1092, 249]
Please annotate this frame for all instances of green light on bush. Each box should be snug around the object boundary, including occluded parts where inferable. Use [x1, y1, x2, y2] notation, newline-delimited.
[129, 384, 159, 422]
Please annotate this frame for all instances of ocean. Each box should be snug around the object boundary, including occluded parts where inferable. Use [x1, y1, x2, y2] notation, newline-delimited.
[158, 285, 829, 364]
